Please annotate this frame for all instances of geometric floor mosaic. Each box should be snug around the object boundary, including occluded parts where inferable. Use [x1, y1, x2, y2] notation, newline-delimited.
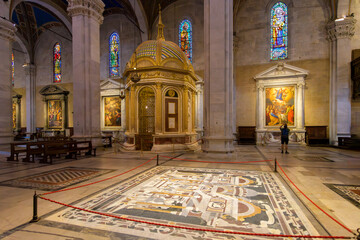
[0, 167, 114, 191]
[325, 184, 360, 209]
[46, 167, 318, 239]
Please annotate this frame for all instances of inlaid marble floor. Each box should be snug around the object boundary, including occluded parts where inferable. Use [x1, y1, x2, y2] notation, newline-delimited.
[0, 144, 359, 239]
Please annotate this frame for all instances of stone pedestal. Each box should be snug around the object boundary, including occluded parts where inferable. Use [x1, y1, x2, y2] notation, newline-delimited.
[0, 18, 16, 144]
[24, 64, 36, 134]
[327, 17, 356, 145]
[202, 0, 234, 154]
[68, 0, 104, 146]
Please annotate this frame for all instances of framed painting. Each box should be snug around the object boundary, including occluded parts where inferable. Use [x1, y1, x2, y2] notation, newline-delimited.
[104, 96, 121, 127]
[48, 100, 62, 128]
[12, 102, 16, 129]
[265, 86, 295, 126]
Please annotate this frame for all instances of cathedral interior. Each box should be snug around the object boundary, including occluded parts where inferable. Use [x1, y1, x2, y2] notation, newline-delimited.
[0, 0, 360, 239]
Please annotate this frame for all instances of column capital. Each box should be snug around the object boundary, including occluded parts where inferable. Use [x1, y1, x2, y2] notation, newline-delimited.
[256, 83, 264, 91]
[326, 17, 356, 41]
[67, 0, 105, 24]
[0, 17, 17, 41]
[23, 63, 36, 76]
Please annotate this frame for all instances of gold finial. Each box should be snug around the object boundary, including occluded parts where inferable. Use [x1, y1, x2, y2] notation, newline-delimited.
[157, 3, 165, 40]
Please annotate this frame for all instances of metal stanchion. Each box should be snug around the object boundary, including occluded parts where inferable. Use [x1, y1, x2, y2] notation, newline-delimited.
[156, 154, 159, 166]
[274, 158, 277, 172]
[30, 191, 40, 223]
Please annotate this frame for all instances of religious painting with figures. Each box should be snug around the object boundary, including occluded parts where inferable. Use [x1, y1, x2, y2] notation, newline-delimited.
[265, 86, 295, 126]
[104, 96, 121, 127]
[48, 100, 62, 128]
[12, 102, 16, 129]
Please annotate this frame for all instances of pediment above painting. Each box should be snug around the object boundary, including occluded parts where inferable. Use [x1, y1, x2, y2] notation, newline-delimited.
[100, 79, 122, 91]
[39, 85, 69, 96]
[254, 62, 308, 81]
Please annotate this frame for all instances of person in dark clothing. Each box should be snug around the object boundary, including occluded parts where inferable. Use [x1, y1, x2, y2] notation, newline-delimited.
[280, 124, 290, 154]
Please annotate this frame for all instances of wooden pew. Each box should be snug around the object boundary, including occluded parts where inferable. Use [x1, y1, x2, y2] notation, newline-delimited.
[23, 141, 45, 163]
[7, 142, 28, 161]
[42, 141, 77, 164]
[72, 141, 96, 158]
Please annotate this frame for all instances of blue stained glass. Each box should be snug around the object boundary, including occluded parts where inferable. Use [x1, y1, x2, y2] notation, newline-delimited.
[109, 32, 120, 77]
[271, 2, 288, 60]
[53, 43, 61, 83]
[179, 19, 192, 63]
[12, 53, 14, 86]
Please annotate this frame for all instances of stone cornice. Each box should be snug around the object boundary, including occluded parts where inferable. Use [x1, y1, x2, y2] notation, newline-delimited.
[327, 17, 356, 41]
[0, 18, 17, 41]
[67, 0, 105, 24]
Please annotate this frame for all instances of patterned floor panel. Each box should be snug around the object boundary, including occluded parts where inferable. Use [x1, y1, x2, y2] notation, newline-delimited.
[45, 167, 318, 239]
[0, 167, 114, 191]
[325, 184, 360, 208]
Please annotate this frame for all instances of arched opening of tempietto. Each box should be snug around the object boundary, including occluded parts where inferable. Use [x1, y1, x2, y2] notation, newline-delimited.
[138, 87, 155, 134]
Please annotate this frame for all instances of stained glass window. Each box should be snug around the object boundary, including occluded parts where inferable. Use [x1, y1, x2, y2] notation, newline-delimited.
[109, 32, 120, 77]
[179, 19, 192, 63]
[53, 43, 61, 83]
[12, 53, 14, 86]
[271, 2, 288, 60]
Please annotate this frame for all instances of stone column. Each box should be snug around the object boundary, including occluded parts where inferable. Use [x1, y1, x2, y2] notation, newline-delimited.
[0, 17, 16, 144]
[24, 64, 36, 134]
[155, 82, 162, 133]
[182, 86, 189, 133]
[327, 17, 356, 145]
[296, 82, 305, 130]
[129, 86, 136, 133]
[67, 0, 104, 145]
[125, 89, 130, 132]
[192, 90, 196, 133]
[203, 0, 234, 154]
[195, 82, 204, 137]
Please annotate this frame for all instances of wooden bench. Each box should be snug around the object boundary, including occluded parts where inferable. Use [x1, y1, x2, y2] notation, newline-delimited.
[7, 142, 28, 161]
[72, 141, 96, 158]
[23, 141, 45, 163]
[42, 141, 77, 164]
[236, 126, 256, 145]
[306, 126, 329, 145]
[338, 137, 360, 149]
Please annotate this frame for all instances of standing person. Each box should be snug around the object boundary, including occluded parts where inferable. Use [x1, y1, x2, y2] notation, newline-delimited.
[280, 124, 290, 154]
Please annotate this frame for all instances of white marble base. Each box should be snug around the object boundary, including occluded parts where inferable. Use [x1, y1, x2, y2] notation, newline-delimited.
[256, 129, 306, 145]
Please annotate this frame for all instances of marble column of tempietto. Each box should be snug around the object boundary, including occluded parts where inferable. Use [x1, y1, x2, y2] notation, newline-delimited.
[327, 16, 356, 145]
[202, 0, 234, 154]
[67, 0, 105, 145]
[0, 17, 16, 144]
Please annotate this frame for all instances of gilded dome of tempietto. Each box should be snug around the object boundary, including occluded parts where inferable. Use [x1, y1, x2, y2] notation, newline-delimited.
[123, 5, 196, 83]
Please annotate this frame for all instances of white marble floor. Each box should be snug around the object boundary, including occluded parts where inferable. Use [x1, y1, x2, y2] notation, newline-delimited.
[0, 144, 359, 239]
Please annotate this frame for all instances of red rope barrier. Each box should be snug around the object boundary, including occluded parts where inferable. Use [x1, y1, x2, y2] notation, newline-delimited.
[160, 155, 273, 164]
[276, 161, 355, 235]
[42, 156, 156, 196]
[38, 196, 352, 239]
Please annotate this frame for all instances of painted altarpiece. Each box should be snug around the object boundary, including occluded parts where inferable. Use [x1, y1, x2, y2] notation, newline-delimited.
[12, 93, 22, 131]
[39, 85, 69, 131]
[100, 79, 125, 133]
[254, 63, 308, 144]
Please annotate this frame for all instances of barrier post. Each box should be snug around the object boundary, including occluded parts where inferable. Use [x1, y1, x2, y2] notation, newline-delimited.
[274, 158, 277, 172]
[156, 154, 159, 166]
[30, 191, 40, 222]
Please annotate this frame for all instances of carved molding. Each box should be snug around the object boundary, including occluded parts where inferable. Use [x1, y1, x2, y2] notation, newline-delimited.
[327, 17, 356, 41]
[67, 0, 105, 24]
[0, 18, 16, 41]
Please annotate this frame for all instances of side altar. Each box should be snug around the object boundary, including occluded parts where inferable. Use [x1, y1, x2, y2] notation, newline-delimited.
[254, 63, 308, 144]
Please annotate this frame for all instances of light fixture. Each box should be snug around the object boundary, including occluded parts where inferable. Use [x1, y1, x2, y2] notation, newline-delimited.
[119, 89, 125, 99]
